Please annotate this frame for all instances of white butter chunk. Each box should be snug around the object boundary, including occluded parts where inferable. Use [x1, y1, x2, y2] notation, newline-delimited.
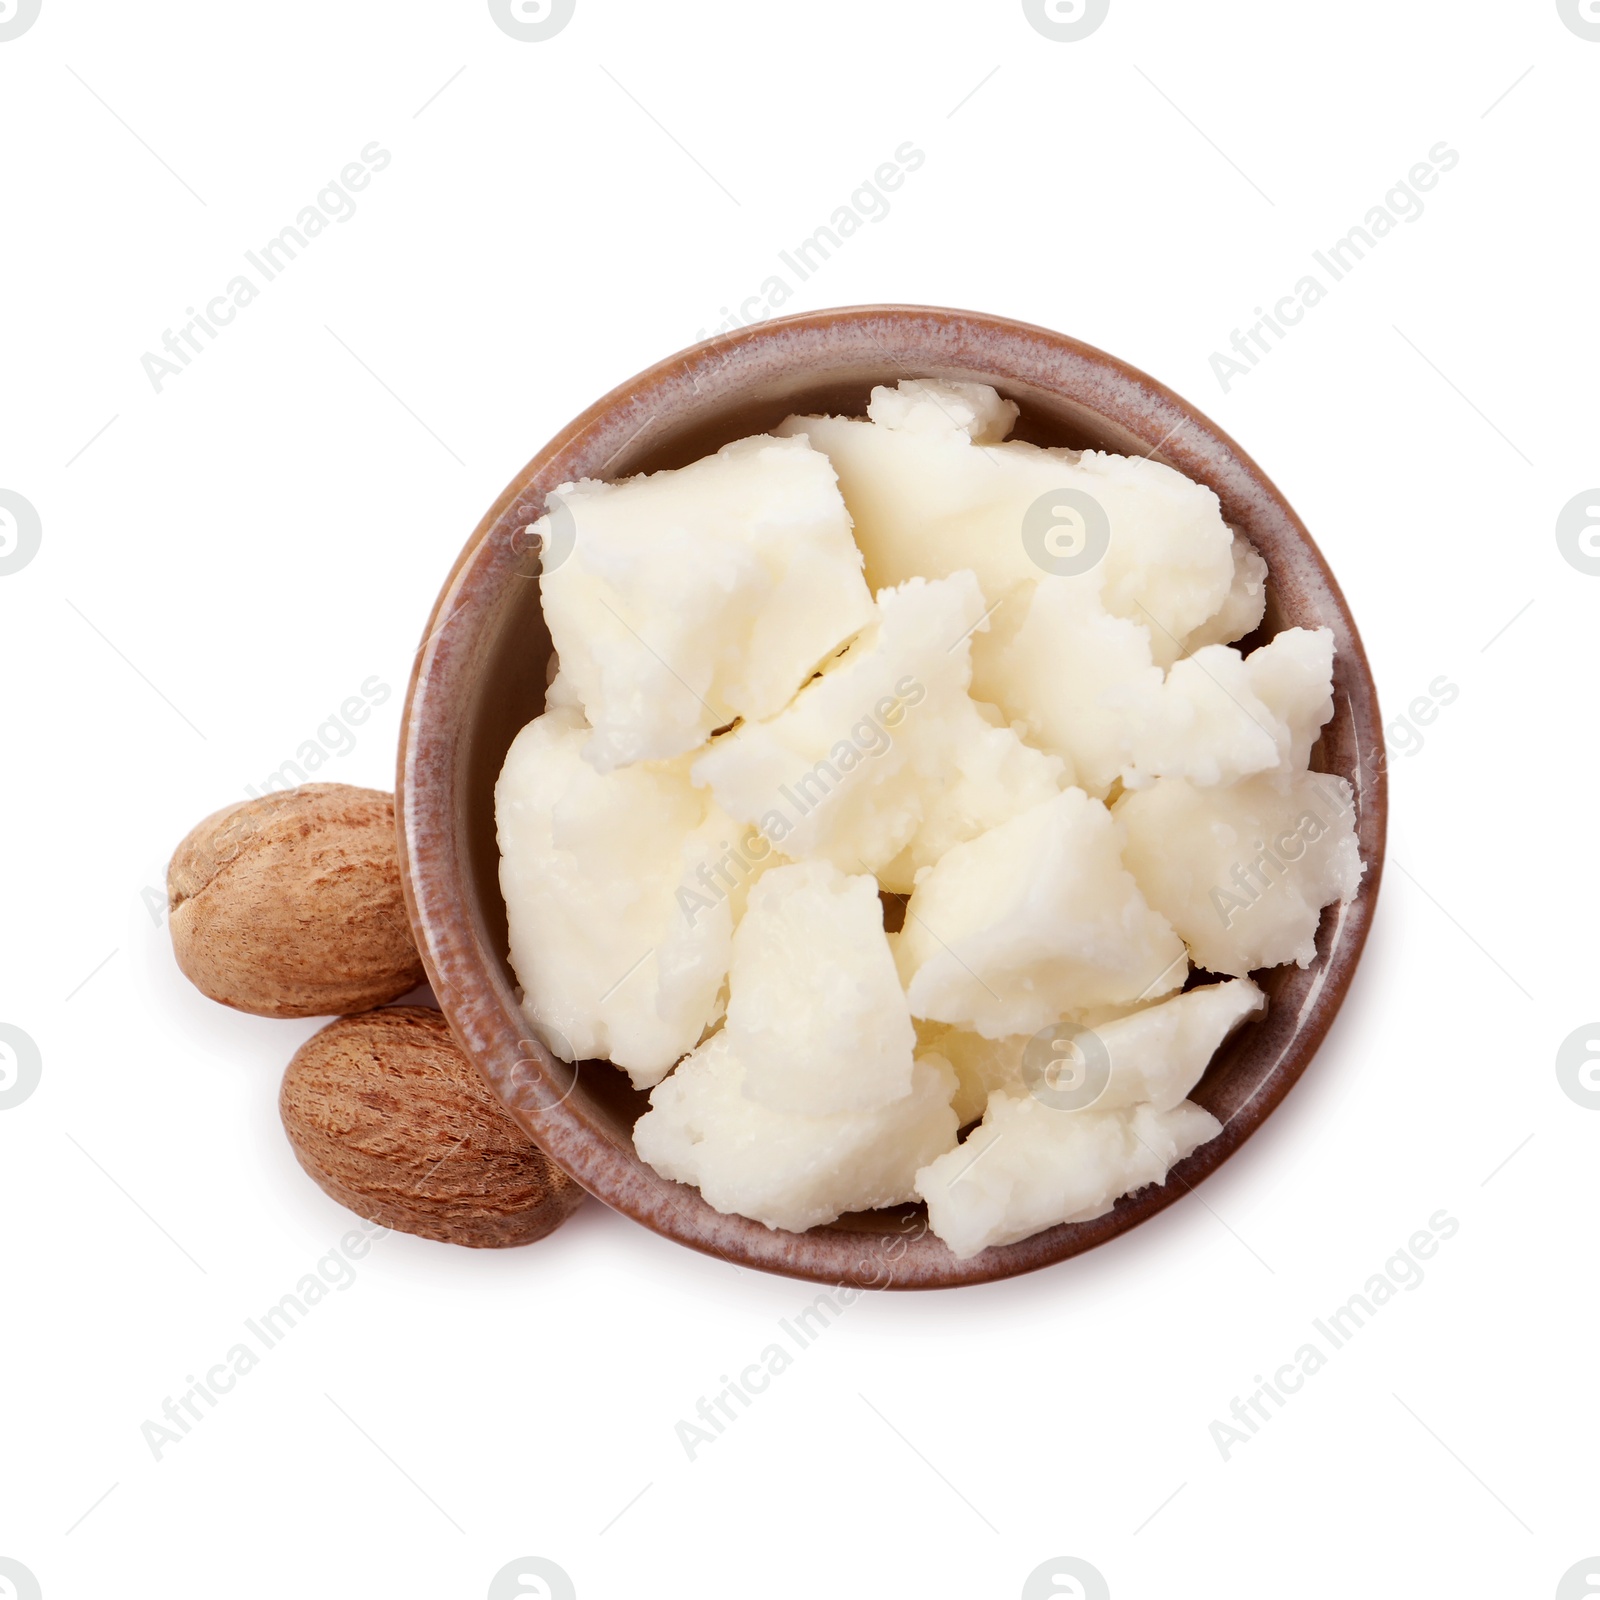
[726, 860, 915, 1116]
[878, 699, 1066, 892]
[1084, 977, 1264, 1110]
[1078, 449, 1240, 666]
[1245, 625, 1335, 774]
[1120, 627, 1333, 790]
[776, 381, 1235, 664]
[1123, 643, 1283, 788]
[896, 788, 1188, 1038]
[867, 377, 1020, 442]
[496, 707, 756, 1089]
[923, 977, 1263, 1124]
[914, 1024, 1026, 1127]
[536, 432, 875, 771]
[916, 1094, 1221, 1260]
[633, 1031, 959, 1233]
[1182, 534, 1268, 652]
[693, 571, 1061, 880]
[970, 576, 1161, 798]
[1117, 770, 1364, 975]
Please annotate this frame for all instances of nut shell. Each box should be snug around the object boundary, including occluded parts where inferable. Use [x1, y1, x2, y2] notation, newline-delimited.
[280, 1007, 585, 1247]
[168, 784, 424, 1018]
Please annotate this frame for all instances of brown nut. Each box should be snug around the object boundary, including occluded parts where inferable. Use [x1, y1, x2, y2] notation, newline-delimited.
[280, 1008, 585, 1248]
[168, 784, 424, 1018]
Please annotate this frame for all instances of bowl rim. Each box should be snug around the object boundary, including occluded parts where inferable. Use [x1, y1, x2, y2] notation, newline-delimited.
[395, 302, 1387, 1290]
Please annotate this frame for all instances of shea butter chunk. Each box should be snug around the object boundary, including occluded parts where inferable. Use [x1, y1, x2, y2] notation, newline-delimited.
[878, 699, 1067, 892]
[914, 1023, 1027, 1127]
[1075, 977, 1264, 1111]
[1122, 643, 1282, 788]
[1181, 534, 1268, 653]
[694, 571, 1056, 877]
[896, 788, 1187, 1039]
[970, 576, 1161, 798]
[1076, 449, 1239, 666]
[778, 381, 1234, 664]
[633, 1031, 959, 1233]
[917, 1094, 1220, 1260]
[1245, 625, 1335, 775]
[496, 708, 753, 1089]
[1117, 770, 1363, 975]
[924, 976, 1261, 1124]
[1119, 626, 1336, 791]
[726, 860, 915, 1116]
[537, 433, 874, 771]
[865, 378, 1020, 442]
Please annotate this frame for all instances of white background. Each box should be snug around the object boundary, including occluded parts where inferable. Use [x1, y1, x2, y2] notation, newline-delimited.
[2, 2, 1596, 1597]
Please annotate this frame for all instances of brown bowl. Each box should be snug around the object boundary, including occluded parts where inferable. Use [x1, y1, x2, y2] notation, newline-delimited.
[396, 304, 1386, 1290]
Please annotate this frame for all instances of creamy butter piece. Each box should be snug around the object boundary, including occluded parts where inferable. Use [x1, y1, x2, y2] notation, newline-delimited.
[1117, 769, 1363, 975]
[1181, 534, 1268, 653]
[634, 1030, 959, 1234]
[725, 859, 915, 1117]
[776, 380, 1237, 667]
[537, 432, 875, 772]
[1119, 626, 1335, 791]
[896, 787, 1188, 1038]
[496, 706, 759, 1088]
[693, 571, 1062, 882]
[916, 1093, 1221, 1260]
[922, 976, 1263, 1125]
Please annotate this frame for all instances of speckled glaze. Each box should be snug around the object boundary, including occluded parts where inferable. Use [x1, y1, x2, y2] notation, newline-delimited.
[396, 305, 1386, 1290]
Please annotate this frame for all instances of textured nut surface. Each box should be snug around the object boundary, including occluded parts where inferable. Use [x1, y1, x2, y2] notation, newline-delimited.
[280, 1007, 586, 1247]
[168, 784, 424, 1018]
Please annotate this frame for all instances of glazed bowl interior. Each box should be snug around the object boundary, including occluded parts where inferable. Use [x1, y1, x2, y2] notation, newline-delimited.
[397, 305, 1385, 1289]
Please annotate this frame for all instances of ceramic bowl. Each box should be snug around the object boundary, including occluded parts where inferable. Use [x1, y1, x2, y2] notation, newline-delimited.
[396, 304, 1386, 1289]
